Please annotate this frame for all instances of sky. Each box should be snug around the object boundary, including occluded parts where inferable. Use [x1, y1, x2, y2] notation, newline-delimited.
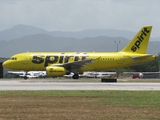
[0, 0, 160, 38]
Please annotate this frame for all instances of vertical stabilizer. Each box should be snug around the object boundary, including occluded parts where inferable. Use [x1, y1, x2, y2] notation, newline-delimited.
[120, 26, 152, 54]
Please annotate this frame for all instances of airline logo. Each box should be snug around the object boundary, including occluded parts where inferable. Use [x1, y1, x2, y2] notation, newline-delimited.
[131, 27, 150, 52]
[32, 53, 88, 67]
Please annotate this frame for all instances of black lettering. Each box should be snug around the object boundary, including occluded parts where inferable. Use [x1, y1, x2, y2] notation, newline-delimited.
[142, 30, 147, 36]
[131, 27, 150, 52]
[135, 41, 141, 49]
[74, 53, 80, 61]
[44, 55, 58, 67]
[32, 55, 44, 64]
[131, 46, 137, 52]
[74, 56, 79, 61]
[140, 33, 144, 40]
[144, 27, 150, 33]
[82, 53, 87, 60]
[59, 53, 64, 63]
[64, 56, 71, 63]
[137, 36, 143, 42]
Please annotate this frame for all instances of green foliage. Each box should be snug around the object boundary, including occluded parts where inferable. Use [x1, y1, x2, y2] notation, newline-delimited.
[116, 67, 135, 73]
[129, 56, 159, 72]
[108, 56, 159, 73]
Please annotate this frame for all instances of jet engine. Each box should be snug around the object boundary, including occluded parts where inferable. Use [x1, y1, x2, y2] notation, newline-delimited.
[46, 66, 66, 76]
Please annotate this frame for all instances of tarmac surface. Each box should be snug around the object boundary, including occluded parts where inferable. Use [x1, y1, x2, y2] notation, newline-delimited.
[0, 79, 160, 90]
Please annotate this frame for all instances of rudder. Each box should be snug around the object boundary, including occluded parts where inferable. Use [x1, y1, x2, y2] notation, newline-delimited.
[120, 26, 152, 54]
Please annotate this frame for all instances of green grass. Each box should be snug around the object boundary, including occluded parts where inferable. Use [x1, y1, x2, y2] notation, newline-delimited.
[0, 90, 160, 106]
[0, 90, 160, 119]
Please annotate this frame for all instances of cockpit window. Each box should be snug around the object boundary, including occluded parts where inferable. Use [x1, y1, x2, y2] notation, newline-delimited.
[9, 57, 17, 60]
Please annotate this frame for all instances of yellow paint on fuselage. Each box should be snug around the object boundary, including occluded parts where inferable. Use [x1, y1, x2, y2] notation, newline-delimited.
[3, 51, 155, 72]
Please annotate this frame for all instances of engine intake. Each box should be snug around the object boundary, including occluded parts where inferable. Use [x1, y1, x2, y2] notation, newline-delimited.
[46, 66, 66, 76]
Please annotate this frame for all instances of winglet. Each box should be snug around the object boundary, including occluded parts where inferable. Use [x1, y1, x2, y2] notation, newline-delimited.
[120, 26, 152, 54]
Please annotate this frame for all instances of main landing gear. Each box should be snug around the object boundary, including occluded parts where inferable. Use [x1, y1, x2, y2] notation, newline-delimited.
[72, 73, 79, 79]
[24, 72, 28, 80]
[24, 76, 28, 80]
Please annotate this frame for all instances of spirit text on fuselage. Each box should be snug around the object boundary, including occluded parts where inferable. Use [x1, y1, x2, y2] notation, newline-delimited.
[32, 53, 88, 67]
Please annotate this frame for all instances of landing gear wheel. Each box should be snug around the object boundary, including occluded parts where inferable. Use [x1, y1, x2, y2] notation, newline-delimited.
[24, 76, 28, 80]
[72, 74, 79, 79]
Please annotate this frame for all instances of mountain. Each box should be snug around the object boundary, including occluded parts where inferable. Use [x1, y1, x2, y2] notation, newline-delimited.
[0, 24, 48, 41]
[148, 41, 160, 55]
[0, 24, 159, 58]
[0, 34, 129, 57]
[0, 24, 137, 41]
[1, 24, 159, 41]
[48, 29, 136, 39]
[0, 34, 159, 58]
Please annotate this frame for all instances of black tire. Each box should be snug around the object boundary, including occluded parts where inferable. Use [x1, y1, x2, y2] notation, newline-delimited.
[72, 74, 79, 79]
[24, 76, 28, 80]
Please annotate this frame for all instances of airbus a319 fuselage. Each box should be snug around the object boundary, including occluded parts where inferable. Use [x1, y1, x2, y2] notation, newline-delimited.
[3, 26, 156, 79]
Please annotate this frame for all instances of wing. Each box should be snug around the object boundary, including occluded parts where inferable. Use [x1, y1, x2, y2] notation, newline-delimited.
[51, 59, 94, 70]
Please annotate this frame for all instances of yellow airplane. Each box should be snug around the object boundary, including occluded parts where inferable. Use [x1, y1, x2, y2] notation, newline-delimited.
[3, 26, 156, 79]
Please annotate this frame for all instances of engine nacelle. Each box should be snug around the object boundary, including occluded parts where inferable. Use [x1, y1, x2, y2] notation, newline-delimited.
[46, 66, 66, 76]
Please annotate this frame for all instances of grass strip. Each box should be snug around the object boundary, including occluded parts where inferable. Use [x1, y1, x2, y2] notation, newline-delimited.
[0, 90, 160, 120]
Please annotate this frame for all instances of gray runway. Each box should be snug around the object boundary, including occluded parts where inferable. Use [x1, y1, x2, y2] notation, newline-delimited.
[0, 80, 160, 90]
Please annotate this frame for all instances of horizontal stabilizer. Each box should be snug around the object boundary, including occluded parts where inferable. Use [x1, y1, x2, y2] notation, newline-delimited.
[132, 55, 153, 61]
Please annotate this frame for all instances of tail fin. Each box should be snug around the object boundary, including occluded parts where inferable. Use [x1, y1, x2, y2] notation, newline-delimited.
[120, 26, 152, 54]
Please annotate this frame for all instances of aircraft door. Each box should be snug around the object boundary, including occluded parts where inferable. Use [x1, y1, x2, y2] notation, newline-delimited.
[22, 56, 32, 70]
[122, 55, 130, 64]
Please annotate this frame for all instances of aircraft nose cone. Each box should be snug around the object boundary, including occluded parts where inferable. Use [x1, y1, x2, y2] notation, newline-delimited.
[2, 61, 10, 69]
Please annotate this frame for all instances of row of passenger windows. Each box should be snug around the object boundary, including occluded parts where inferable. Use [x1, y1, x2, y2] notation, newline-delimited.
[61, 58, 115, 61]
[87, 58, 114, 60]
[100, 58, 114, 60]
[31, 57, 115, 61]
[9, 57, 114, 61]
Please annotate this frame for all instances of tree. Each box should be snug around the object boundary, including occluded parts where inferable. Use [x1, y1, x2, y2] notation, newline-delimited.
[129, 56, 159, 72]
[108, 56, 159, 73]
